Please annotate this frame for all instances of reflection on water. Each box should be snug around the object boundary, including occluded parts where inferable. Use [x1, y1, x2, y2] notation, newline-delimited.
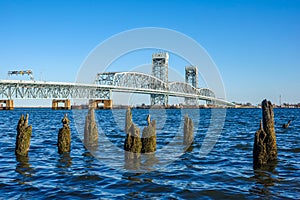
[250, 158, 278, 197]
[15, 155, 34, 184]
[82, 150, 97, 169]
[124, 152, 160, 171]
[57, 153, 72, 169]
[142, 153, 159, 169]
[124, 152, 141, 171]
[251, 171, 277, 196]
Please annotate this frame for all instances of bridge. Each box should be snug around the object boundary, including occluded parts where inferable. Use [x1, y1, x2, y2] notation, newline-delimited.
[0, 52, 234, 109]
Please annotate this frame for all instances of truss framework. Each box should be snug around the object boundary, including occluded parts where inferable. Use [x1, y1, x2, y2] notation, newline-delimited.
[0, 72, 233, 106]
[185, 66, 199, 105]
[96, 72, 218, 105]
[0, 80, 111, 99]
[151, 52, 169, 105]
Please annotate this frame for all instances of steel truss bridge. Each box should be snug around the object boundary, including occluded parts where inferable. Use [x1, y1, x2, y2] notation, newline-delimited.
[0, 71, 234, 106]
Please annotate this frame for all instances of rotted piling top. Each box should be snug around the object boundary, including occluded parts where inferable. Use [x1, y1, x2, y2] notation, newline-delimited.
[261, 99, 275, 136]
[62, 114, 70, 127]
[125, 107, 133, 134]
[17, 114, 30, 130]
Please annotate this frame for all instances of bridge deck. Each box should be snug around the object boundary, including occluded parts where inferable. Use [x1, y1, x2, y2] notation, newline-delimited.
[0, 79, 234, 106]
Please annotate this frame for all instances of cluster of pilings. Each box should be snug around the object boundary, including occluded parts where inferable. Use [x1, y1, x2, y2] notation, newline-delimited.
[15, 108, 100, 159]
[15, 107, 195, 165]
[124, 108, 146, 162]
[123, 108, 158, 169]
[15, 99, 278, 172]
[15, 113, 73, 157]
[124, 107, 194, 166]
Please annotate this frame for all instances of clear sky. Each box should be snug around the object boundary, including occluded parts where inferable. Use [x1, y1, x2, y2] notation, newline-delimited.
[0, 0, 299, 105]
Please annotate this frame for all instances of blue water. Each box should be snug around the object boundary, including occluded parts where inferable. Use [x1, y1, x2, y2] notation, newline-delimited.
[0, 108, 299, 199]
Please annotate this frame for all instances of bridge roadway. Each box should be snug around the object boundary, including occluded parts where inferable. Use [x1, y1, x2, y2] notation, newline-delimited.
[0, 72, 234, 107]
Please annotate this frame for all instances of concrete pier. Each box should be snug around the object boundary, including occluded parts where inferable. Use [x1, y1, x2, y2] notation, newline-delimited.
[52, 99, 71, 110]
[15, 114, 32, 157]
[253, 99, 277, 170]
[0, 99, 14, 110]
[57, 114, 71, 154]
[89, 99, 112, 109]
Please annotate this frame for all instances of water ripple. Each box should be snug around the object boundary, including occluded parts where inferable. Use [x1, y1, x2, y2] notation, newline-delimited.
[0, 108, 299, 199]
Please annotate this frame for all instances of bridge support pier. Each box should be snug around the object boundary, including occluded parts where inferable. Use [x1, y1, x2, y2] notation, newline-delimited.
[52, 99, 71, 110]
[89, 99, 112, 109]
[0, 100, 14, 110]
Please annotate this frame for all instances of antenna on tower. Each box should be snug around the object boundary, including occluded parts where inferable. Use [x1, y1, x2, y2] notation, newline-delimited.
[279, 95, 282, 107]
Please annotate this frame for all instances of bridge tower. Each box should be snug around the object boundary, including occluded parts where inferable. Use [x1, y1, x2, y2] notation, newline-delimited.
[185, 66, 199, 105]
[151, 52, 169, 106]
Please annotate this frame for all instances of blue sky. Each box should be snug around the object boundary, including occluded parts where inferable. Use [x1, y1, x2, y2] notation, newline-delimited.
[0, 0, 300, 105]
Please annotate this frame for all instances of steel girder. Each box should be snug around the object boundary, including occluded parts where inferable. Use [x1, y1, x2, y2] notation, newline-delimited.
[0, 74, 233, 106]
[198, 88, 215, 98]
[97, 72, 168, 91]
[0, 81, 111, 99]
[169, 82, 197, 105]
[96, 72, 217, 105]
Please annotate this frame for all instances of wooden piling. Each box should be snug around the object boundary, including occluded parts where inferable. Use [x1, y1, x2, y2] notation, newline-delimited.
[183, 114, 194, 146]
[57, 114, 71, 154]
[141, 117, 156, 153]
[124, 108, 142, 159]
[253, 99, 277, 169]
[84, 108, 98, 148]
[15, 114, 32, 157]
[125, 107, 133, 133]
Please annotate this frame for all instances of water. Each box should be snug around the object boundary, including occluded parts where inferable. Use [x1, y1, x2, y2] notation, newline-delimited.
[0, 108, 299, 199]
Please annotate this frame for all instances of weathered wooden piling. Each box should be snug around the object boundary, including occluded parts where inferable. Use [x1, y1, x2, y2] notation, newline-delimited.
[141, 115, 156, 153]
[183, 114, 194, 146]
[84, 108, 98, 148]
[124, 108, 142, 159]
[124, 124, 142, 153]
[125, 107, 133, 133]
[57, 114, 71, 154]
[253, 99, 277, 169]
[15, 114, 32, 157]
